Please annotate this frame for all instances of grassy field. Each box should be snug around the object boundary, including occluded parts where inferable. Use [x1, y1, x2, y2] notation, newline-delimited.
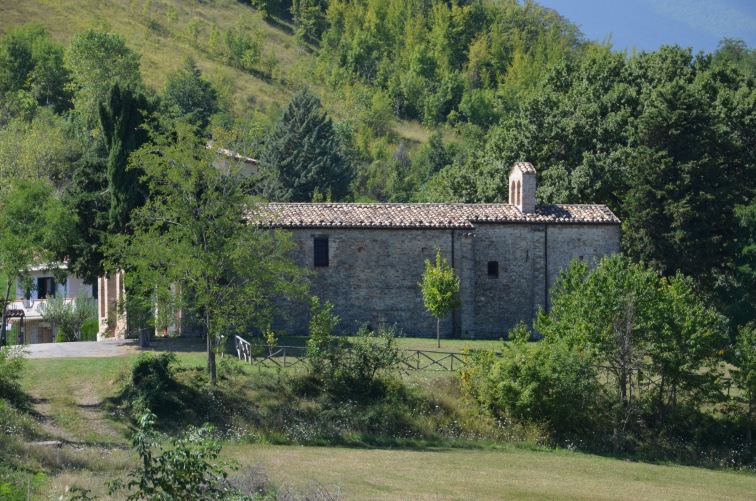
[7, 341, 756, 499]
[266, 334, 503, 353]
[0, 0, 310, 115]
[226, 444, 756, 500]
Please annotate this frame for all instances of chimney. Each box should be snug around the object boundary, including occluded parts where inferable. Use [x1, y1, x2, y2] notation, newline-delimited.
[508, 162, 536, 213]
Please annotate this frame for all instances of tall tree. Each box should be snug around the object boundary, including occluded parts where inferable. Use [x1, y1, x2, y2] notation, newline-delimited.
[113, 125, 309, 385]
[419, 250, 460, 348]
[536, 255, 727, 424]
[260, 88, 353, 202]
[99, 83, 151, 233]
[0, 22, 70, 119]
[0, 181, 75, 346]
[60, 153, 110, 284]
[65, 30, 142, 136]
[161, 56, 219, 134]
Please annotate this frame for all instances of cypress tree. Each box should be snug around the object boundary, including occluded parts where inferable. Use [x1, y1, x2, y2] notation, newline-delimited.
[99, 83, 150, 232]
[260, 88, 352, 202]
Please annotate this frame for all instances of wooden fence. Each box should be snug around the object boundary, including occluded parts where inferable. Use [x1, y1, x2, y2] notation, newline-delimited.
[234, 335, 468, 371]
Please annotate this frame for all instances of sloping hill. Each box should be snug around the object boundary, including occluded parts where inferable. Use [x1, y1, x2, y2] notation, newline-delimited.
[0, 0, 315, 115]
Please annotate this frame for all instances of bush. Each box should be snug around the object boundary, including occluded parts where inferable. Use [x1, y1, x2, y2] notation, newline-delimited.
[0, 346, 28, 409]
[54, 326, 75, 342]
[80, 318, 99, 341]
[105, 411, 237, 500]
[126, 352, 179, 413]
[460, 326, 606, 445]
[306, 307, 404, 400]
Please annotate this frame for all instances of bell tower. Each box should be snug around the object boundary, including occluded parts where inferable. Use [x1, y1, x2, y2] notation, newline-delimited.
[508, 162, 537, 213]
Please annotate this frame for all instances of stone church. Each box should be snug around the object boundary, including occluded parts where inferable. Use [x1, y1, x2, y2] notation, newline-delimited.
[260, 162, 620, 339]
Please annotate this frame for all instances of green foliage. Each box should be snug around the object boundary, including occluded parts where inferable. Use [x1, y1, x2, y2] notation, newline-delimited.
[65, 29, 142, 134]
[0, 346, 27, 409]
[460, 333, 605, 442]
[306, 300, 404, 399]
[419, 250, 460, 347]
[0, 180, 76, 346]
[99, 82, 151, 233]
[459, 257, 748, 461]
[305, 295, 340, 376]
[106, 411, 236, 500]
[732, 322, 756, 448]
[0, 107, 84, 189]
[161, 56, 219, 133]
[0, 22, 70, 118]
[259, 87, 353, 202]
[330, 323, 404, 398]
[113, 123, 308, 384]
[80, 318, 98, 341]
[0, 471, 46, 501]
[60, 153, 109, 284]
[531, 255, 733, 456]
[126, 353, 179, 413]
[38, 290, 97, 342]
[319, 0, 583, 125]
[536, 255, 727, 418]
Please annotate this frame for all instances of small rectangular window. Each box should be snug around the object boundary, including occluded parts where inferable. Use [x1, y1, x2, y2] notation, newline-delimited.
[487, 261, 499, 278]
[314, 237, 329, 267]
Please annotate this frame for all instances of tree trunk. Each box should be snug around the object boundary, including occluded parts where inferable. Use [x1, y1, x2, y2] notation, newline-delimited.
[657, 374, 665, 427]
[436, 317, 440, 349]
[0, 307, 6, 347]
[206, 308, 216, 386]
[0, 280, 13, 346]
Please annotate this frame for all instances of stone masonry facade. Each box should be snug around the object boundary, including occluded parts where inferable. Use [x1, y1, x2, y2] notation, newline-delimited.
[260, 163, 621, 339]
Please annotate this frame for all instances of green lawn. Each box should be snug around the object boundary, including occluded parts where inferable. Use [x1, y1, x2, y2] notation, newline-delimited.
[269, 335, 503, 353]
[224, 444, 756, 501]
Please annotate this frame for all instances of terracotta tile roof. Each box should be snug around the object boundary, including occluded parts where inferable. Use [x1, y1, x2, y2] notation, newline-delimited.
[511, 161, 536, 175]
[253, 203, 620, 229]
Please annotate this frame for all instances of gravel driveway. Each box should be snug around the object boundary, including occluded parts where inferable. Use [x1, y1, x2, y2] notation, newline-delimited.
[21, 339, 140, 358]
[18, 337, 206, 359]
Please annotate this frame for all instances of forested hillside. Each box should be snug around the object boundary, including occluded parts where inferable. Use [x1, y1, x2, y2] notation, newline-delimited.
[0, 0, 754, 332]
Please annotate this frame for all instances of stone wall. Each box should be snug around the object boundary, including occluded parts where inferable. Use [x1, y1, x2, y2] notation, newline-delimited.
[279, 222, 620, 339]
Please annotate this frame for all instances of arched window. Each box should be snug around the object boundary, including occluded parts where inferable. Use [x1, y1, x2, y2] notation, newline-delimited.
[510, 180, 515, 204]
[516, 180, 521, 206]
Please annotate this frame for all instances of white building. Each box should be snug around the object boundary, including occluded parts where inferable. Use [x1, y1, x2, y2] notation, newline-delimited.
[7, 264, 96, 344]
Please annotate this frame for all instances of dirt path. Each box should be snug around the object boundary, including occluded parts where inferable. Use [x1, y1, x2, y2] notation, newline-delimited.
[29, 390, 77, 443]
[29, 377, 126, 446]
[72, 381, 125, 442]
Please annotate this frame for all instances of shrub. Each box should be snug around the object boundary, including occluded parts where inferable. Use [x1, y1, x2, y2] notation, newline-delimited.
[305, 296, 340, 376]
[106, 411, 237, 500]
[38, 292, 97, 341]
[0, 346, 28, 409]
[126, 352, 179, 413]
[460, 327, 606, 445]
[80, 318, 99, 341]
[306, 309, 405, 400]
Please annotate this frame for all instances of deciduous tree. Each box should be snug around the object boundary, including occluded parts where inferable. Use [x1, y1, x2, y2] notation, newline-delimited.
[0, 181, 75, 346]
[112, 124, 308, 385]
[536, 255, 727, 425]
[419, 250, 460, 348]
[161, 56, 219, 134]
[65, 30, 142, 136]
